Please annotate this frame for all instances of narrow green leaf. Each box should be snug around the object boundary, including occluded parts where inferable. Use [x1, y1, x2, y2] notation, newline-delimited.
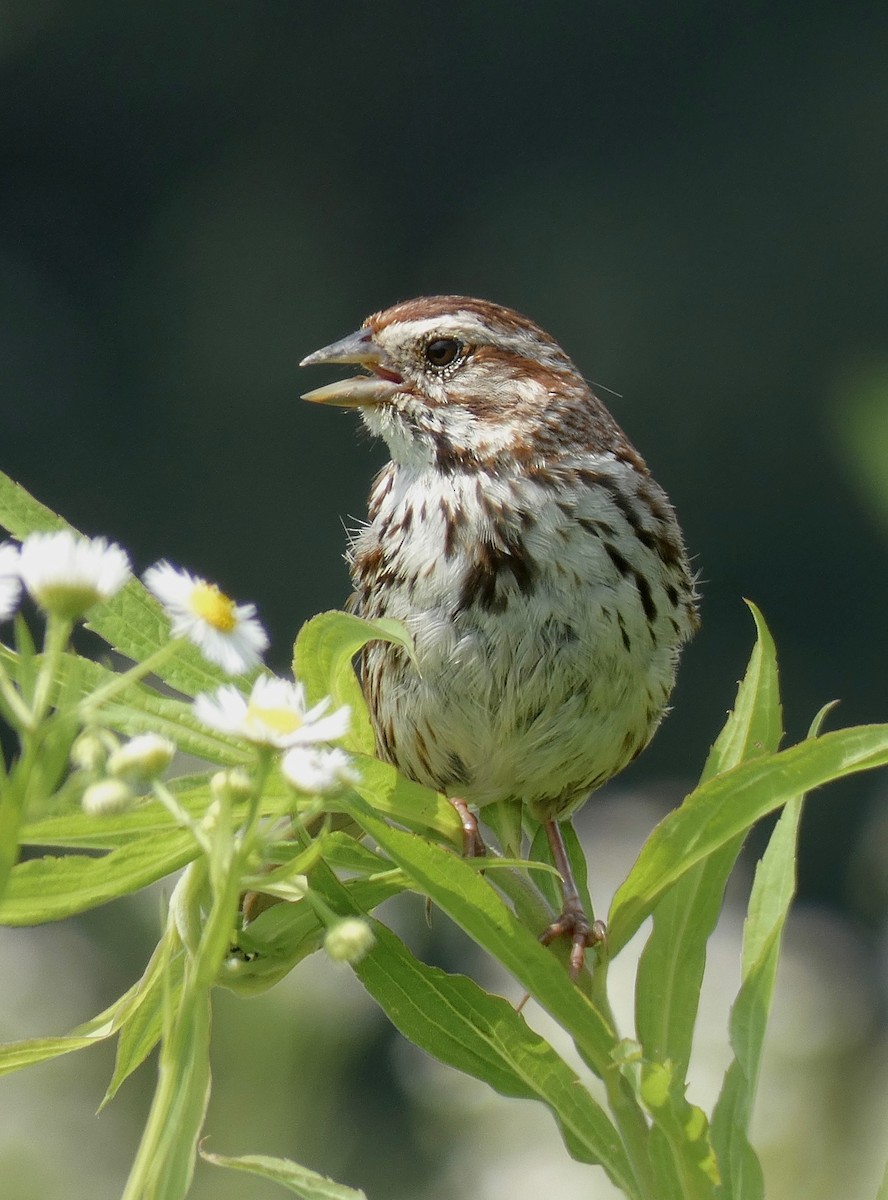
[348, 753, 461, 845]
[339, 796, 618, 1078]
[639, 1061, 720, 1199]
[0, 470, 75, 540]
[0, 828, 197, 924]
[700, 602, 783, 783]
[293, 611, 415, 754]
[354, 919, 635, 1194]
[527, 821, 562, 911]
[708, 710, 828, 1198]
[635, 604, 782, 1078]
[20, 780, 214, 849]
[608, 723, 888, 955]
[121, 988, 212, 1200]
[877, 1156, 888, 1200]
[0, 978, 141, 1077]
[200, 1150, 368, 1200]
[103, 928, 186, 1107]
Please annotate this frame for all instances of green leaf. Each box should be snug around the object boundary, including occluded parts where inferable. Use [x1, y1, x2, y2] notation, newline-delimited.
[608, 722, 888, 955]
[0, 468, 237, 699]
[19, 779, 215, 849]
[353, 919, 635, 1194]
[708, 706, 830, 1199]
[635, 603, 782, 1079]
[121, 987, 212, 1200]
[103, 928, 186, 1107]
[0, 976, 142, 1077]
[224, 876, 406, 996]
[0, 827, 197, 924]
[638, 1060, 720, 1199]
[877, 1156, 888, 1200]
[200, 1150, 368, 1199]
[700, 603, 783, 784]
[348, 753, 461, 845]
[339, 796, 618, 1079]
[0, 470, 75, 540]
[293, 611, 415, 754]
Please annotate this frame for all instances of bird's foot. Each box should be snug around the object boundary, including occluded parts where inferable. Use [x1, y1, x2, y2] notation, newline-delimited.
[449, 796, 487, 858]
[540, 897, 607, 980]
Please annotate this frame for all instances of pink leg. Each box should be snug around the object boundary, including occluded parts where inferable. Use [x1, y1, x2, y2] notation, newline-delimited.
[539, 820, 606, 979]
[449, 796, 487, 858]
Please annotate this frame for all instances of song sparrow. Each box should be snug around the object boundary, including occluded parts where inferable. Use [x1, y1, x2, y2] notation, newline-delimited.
[301, 296, 698, 976]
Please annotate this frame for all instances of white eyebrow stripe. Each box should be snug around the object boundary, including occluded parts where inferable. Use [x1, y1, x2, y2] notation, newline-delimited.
[381, 313, 497, 342]
[379, 313, 570, 370]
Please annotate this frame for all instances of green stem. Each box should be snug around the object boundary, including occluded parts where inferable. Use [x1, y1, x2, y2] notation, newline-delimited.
[78, 638, 183, 718]
[121, 750, 274, 1199]
[31, 614, 73, 724]
[0, 669, 34, 732]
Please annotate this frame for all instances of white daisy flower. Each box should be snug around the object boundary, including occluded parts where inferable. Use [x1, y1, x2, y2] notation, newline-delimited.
[0, 542, 22, 621]
[19, 531, 131, 619]
[143, 561, 268, 675]
[281, 745, 359, 794]
[193, 674, 350, 749]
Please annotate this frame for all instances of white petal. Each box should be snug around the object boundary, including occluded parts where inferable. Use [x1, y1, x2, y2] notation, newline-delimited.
[281, 746, 358, 793]
[289, 704, 352, 745]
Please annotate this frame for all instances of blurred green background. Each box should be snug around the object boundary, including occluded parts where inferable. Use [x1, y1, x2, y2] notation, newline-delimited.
[2, 2, 888, 1197]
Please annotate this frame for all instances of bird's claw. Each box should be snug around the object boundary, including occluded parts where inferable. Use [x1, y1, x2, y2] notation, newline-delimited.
[540, 899, 606, 979]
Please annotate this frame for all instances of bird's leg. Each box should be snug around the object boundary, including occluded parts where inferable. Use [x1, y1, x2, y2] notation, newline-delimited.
[449, 795, 487, 858]
[540, 819, 606, 979]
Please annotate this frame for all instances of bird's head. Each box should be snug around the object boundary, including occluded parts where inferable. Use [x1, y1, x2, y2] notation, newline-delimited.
[300, 295, 623, 471]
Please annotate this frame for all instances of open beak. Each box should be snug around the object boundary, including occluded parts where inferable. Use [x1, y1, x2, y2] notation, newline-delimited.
[299, 327, 403, 408]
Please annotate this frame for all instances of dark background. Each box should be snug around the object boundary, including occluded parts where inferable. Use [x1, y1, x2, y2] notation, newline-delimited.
[1, 2, 887, 1195]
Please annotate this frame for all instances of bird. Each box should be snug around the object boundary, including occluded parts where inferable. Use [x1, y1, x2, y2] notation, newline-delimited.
[300, 295, 699, 977]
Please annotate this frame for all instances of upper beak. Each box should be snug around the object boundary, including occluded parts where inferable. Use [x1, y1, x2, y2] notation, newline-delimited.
[299, 327, 402, 408]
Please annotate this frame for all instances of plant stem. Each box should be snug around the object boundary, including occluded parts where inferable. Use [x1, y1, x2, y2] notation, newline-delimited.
[78, 638, 183, 718]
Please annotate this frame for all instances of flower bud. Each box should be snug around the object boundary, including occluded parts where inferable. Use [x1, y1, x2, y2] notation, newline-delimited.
[323, 917, 376, 964]
[107, 734, 175, 783]
[70, 730, 114, 774]
[82, 778, 134, 816]
[210, 767, 253, 804]
[200, 798, 223, 833]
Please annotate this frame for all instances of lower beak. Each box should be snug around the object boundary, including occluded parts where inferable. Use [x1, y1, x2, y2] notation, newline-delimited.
[299, 327, 402, 408]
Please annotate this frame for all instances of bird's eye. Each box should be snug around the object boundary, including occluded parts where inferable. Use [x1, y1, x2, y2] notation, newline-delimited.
[424, 337, 462, 369]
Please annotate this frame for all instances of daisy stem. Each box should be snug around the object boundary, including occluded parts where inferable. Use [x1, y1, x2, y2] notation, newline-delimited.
[0, 667, 35, 734]
[31, 613, 73, 727]
[152, 780, 212, 856]
[78, 637, 184, 719]
[121, 754, 276, 1198]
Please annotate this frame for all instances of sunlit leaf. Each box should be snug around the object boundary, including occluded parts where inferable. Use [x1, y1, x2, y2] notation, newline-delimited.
[0, 977, 141, 1077]
[347, 753, 461, 845]
[200, 1149, 368, 1199]
[635, 603, 782, 1080]
[339, 796, 617, 1078]
[103, 927, 185, 1107]
[609, 722, 888, 955]
[708, 706, 830, 1198]
[354, 919, 635, 1193]
[293, 611, 415, 755]
[0, 828, 197, 924]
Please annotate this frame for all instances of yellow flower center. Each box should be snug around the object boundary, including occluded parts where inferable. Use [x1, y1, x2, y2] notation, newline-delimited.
[191, 582, 237, 632]
[246, 704, 303, 736]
